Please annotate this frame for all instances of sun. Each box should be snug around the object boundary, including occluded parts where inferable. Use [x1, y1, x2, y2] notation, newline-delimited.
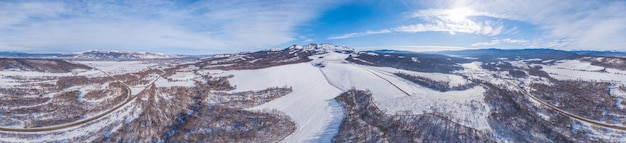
[446, 7, 474, 21]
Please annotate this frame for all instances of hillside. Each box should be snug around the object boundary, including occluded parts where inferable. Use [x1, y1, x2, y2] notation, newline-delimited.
[0, 50, 178, 60]
[0, 58, 92, 73]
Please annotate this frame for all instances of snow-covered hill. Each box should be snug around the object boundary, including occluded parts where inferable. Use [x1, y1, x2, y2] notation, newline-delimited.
[73, 50, 179, 60]
[287, 43, 353, 54]
[0, 50, 179, 60]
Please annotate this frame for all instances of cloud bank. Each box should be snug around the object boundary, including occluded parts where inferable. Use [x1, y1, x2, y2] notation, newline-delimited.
[472, 38, 529, 47]
[427, 0, 626, 50]
[0, 1, 333, 54]
[330, 0, 626, 51]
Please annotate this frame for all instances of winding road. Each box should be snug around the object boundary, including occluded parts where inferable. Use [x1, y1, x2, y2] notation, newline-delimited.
[0, 68, 160, 132]
[504, 80, 626, 131]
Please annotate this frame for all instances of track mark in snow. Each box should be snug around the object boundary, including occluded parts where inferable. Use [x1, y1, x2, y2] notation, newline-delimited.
[318, 68, 345, 91]
[354, 65, 412, 97]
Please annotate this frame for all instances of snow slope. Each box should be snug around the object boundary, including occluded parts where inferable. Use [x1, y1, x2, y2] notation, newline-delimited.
[228, 63, 343, 143]
[318, 52, 489, 129]
[321, 63, 407, 103]
[322, 62, 490, 129]
[213, 52, 491, 141]
[369, 66, 470, 87]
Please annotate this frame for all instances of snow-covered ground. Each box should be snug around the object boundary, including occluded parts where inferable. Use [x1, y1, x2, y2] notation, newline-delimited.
[370, 65, 490, 128]
[228, 63, 343, 143]
[0, 69, 103, 97]
[75, 61, 159, 75]
[542, 60, 626, 84]
[548, 60, 604, 71]
[457, 62, 510, 86]
[154, 71, 197, 88]
[609, 84, 626, 109]
[369, 66, 470, 87]
[0, 69, 101, 77]
[0, 98, 142, 142]
[225, 52, 493, 142]
[8, 50, 626, 141]
[153, 77, 195, 88]
[321, 63, 407, 103]
[322, 62, 491, 129]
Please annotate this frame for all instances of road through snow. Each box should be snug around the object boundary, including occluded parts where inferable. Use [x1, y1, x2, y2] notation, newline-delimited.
[505, 81, 626, 131]
[0, 68, 160, 133]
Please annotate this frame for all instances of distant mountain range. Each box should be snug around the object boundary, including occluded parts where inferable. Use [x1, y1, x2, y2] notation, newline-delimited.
[72, 50, 179, 60]
[437, 48, 626, 58]
[1, 46, 625, 60]
[0, 50, 179, 60]
[372, 48, 626, 61]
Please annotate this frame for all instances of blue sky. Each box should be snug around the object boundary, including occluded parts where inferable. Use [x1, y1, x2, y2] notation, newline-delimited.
[0, 0, 625, 54]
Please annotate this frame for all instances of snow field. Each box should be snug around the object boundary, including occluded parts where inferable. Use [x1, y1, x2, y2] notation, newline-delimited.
[154, 71, 198, 88]
[309, 52, 350, 62]
[369, 66, 470, 87]
[542, 60, 626, 84]
[322, 62, 491, 129]
[75, 61, 158, 75]
[458, 62, 507, 85]
[227, 63, 343, 143]
[320, 63, 407, 103]
[153, 78, 195, 88]
[0, 69, 103, 89]
[0, 69, 102, 77]
[226, 52, 494, 142]
[550, 60, 604, 71]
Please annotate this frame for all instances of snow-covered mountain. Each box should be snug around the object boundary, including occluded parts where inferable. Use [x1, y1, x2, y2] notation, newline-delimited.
[287, 43, 354, 53]
[72, 50, 179, 60]
[0, 50, 179, 60]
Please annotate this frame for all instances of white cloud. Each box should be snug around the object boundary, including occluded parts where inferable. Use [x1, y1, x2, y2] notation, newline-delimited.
[428, 0, 626, 51]
[471, 38, 528, 47]
[399, 8, 505, 36]
[393, 20, 503, 36]
[329, 7, 505, 40]
[501, 38, 528, 45]
[471, 40, 500, 47]
[357, 45, 468, 52]
[0, 2, 66, 28]
[327, 29, 392, 40]
[393, 45, 469, 52]
[0, 1, 335, 54]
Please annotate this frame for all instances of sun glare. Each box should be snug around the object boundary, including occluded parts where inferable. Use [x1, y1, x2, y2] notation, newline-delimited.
[446, 7, 474, 21]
